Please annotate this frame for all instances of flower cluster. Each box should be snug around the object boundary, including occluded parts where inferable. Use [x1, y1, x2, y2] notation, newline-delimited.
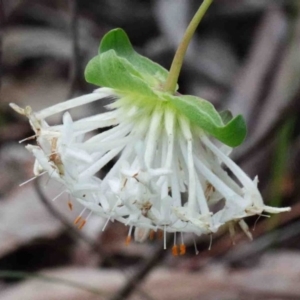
[10, 86, 289, 250]
[11, 28, 290, 253]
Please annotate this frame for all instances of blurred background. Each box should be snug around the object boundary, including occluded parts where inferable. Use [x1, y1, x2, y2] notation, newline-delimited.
[1, 0, 300, 299]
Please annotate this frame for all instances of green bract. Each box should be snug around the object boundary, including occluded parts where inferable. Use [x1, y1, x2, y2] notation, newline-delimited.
[85, 28, 247, 147]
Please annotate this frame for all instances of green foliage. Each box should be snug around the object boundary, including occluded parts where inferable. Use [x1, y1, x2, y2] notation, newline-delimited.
[84, 28, 247, 147]
[98, 28, 169, 82]
[169, 95, 247, 147]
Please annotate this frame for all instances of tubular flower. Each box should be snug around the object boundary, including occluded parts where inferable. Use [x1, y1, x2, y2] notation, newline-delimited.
[11, 29, 290, 248]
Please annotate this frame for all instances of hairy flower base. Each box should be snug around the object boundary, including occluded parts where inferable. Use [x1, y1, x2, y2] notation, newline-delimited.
[10, 88, 290, 250]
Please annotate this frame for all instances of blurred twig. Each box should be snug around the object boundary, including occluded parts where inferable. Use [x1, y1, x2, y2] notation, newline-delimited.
[236, 2, 300, 164]
[235, 85, 300, 165]
[0, 270, 107, 298]
[111, 235, 173, 300]
[68, 0, 80, 98]
[226, 6, 287, 124]
[0, 0, 4, 92]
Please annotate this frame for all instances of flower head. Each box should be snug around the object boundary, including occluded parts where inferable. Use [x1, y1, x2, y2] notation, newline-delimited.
[11, 29, 290, 250]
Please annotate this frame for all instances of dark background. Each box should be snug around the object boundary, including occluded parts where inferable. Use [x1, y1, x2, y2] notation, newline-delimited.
[0, 0, 300, 299]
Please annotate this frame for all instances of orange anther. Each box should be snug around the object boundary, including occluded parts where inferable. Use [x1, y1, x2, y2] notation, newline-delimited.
[179, 244, 186, 255]
[172, 245, 179, 256]
[149, 230, 155, 240]
[125, 235, 132, 246]
[157, 230, 163, 240]
[68, 201, 73, 211]
[78, 219, 86, 230]
[74, 216, 81, 225]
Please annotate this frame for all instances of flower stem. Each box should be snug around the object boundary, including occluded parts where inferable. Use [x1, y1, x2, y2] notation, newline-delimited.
[163, 0, 214, 93]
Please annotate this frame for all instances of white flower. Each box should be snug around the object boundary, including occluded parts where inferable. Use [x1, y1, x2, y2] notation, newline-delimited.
[11, 86, 290, 250]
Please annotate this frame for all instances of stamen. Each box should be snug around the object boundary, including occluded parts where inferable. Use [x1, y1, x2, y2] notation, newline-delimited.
[179, 244, 186, 255]
[149, 230, 155, 240]
[74, 208, 87, 225]
[163, 225, 167, 250]
[78, 219, 86, 230]
[172, 245, 179, 256]
[193, 237, 199, 255]
[74, 216, 82, 225]
[19, 135, 37, 143]
[77, 211, 92, 230]
[180, 232, 186, 255]
[45, 169, 56, 186]
[157, 229, 163, 240]
[172, 233, 178, 256]
[125, 235, 132, 246]
[67, 196, 73, 211]
[122, 178, 128, 189]
[134, 227, 150, 243]
[125, 225, 134, 246]
[253, 214, 270, 231]
[208, 234, 213, 251]
[52, 190, 66, 202]
[252, 215, 261, 232]
[47, 151, 59, 157]
[102, 217, 111, 232]
[228, 222, 236, 245]
[86, 210, 93, 221]
[239, 220, 253, 240]
[204, 182, 215, 201]
[19, 171, 47, 187]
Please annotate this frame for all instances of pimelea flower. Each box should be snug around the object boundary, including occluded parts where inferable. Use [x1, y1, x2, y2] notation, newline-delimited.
[11, 28, 290, 253]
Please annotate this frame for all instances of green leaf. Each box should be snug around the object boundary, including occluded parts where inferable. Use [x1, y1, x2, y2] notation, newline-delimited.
[169, 95, 247, 147]
[85, 50, 156, 97]
[219, 110, 233, 125]
[99, 28, 169, 83]
[84, 28, 247, 147]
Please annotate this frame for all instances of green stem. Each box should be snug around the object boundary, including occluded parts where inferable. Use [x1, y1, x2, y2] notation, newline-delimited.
[163, 0, 214, 93]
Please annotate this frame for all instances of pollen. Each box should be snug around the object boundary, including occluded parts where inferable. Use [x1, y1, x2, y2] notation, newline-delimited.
[179, 244, 186, 255]
[149, 230, 155, 240]
[74, 216, 82, 225]
[157, 229, 163, 240]
[78, 219, 86, 230]
[125, 235, 132, 246]
[172, 245, 179, 256]
[68, 201, 73, 211]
